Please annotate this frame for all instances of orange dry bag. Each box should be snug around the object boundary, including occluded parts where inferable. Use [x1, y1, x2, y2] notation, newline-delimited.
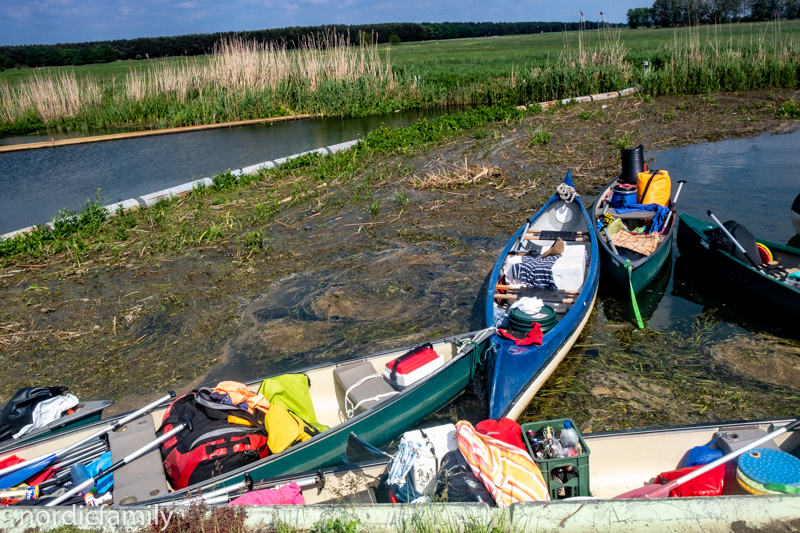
[637, 170, 671, 206]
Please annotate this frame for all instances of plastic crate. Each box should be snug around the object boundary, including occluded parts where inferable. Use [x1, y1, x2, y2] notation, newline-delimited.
[520, 418, 591, 500]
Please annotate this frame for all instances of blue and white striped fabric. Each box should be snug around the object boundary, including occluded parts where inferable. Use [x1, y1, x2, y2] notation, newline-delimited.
[508, 256, 559, 289]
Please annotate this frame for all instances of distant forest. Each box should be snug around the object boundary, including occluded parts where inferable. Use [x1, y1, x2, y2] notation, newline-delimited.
[627, 0, 800, 28]
[0, 21, 609, 70]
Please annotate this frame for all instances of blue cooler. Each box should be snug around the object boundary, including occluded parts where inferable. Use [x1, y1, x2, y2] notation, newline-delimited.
[611, 183, 637, 207]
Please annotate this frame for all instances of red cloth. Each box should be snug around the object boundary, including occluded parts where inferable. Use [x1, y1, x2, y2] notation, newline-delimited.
[228, 482, 305, 505]
[497, 323, 543, 346]
[0, 455, 24, 470]
[656, 464, 725, 497]
[475, 418, 527, 450]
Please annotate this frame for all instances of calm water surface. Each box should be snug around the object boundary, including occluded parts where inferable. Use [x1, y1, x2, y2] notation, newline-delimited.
[0, 110, 448, 234]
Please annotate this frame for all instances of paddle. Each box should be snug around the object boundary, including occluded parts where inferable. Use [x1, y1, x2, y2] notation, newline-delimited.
[707, 210, 762, 270]
[615, 416, 800, 499]
[0, 392, 175, 489]
[602, 228, 621, 257]
[661, 180, 686, 231]
[46, 416, 192, 506]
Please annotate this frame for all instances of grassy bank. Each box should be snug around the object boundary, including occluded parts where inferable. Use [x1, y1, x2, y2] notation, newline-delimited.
[1, 21, 799, 136]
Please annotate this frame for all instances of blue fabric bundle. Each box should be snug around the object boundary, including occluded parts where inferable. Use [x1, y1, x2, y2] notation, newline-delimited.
[610, 202, 671, 233]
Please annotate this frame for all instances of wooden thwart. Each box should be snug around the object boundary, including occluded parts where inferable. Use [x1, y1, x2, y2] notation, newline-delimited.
[494, 293, 575, 304]
[524, 230, 588, 241]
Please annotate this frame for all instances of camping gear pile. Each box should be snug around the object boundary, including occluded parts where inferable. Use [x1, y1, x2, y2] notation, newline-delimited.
[0, 375, 332, 506]
[0, 387, 111, 447]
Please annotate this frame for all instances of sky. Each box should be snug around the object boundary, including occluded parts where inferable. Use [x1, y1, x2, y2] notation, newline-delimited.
[0, 0, 644, 46]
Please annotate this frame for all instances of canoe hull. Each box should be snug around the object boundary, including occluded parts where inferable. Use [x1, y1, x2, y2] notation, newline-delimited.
[676, 213, 800, 318]
[484, 175, 601, 420]
[598, 231, 673, 295]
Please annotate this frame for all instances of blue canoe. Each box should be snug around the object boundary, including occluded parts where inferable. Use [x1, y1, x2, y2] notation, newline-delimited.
[484, 172, 600, 420]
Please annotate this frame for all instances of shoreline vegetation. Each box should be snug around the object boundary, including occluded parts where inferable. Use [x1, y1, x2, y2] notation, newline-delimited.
[1, 21, 799, 137]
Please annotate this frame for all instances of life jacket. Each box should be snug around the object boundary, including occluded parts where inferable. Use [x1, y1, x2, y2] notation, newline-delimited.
[157, 389, 268, 490]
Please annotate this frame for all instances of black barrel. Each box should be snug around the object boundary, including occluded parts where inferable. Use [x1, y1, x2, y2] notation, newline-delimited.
[620, 144, 644, 185]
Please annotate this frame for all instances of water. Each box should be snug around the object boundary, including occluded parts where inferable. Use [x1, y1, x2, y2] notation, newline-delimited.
[0, 109, 448, 235]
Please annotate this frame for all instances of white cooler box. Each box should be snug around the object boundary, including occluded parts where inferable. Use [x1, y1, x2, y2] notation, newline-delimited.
[551, 244, 586, 292]
[383, 344, 444, 390]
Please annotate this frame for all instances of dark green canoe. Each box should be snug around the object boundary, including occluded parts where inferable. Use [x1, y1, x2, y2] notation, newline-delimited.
[591, 176, 677, 295]
[0, 329, 494, 504]
[677, 213, 800, 318]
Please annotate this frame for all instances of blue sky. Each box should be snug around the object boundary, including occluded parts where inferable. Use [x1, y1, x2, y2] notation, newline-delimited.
[0, 0, 643, 46]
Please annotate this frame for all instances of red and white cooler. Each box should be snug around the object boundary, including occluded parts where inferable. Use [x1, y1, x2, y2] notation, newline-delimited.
[383, 343, 444, 390]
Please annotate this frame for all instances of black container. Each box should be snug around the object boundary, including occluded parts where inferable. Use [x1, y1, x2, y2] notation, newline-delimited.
[620, 144, 644, 185]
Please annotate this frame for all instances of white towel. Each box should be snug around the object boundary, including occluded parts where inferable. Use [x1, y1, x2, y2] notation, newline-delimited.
[509, 297, 544, 315]
[13, 393, 79, 439]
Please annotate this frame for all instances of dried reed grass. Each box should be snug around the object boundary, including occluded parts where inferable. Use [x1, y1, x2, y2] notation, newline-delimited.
[412, 159, 504, 190]
[0, 70, 101, 122]
[123, 32, 392, 103]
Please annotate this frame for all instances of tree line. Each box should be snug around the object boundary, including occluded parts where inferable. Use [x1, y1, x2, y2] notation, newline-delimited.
[627, 0, 800, 27]
[0, 20, 609, 70]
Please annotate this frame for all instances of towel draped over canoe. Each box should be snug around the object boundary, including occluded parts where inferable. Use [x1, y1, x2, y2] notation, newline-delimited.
[456, 421, 549, 507]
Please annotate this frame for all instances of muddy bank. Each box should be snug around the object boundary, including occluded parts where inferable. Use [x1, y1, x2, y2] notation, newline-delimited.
[1, 89, 798, 429]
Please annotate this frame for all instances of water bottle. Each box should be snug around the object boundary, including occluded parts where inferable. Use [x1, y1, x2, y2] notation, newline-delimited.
[531, 438, 544, 459]
[560, 421, 580, 451]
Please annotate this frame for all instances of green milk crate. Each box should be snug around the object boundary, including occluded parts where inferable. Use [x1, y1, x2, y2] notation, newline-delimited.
[520, 418, 591, 500]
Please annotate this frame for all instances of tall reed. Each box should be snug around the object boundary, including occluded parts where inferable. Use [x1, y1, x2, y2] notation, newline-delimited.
[1, 24, 799, 136]
[0, 70, 101, 123]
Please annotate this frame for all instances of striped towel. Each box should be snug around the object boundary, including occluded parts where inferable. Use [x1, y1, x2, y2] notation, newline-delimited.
[508, 255, 559, 289]
[456, 421, 549, 507]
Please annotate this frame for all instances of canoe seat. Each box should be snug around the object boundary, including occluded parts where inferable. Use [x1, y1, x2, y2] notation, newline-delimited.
[108, 415, 169, 505]
[605, 208, 656, 220]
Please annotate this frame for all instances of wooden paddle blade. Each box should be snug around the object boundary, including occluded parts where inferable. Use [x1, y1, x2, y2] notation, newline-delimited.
[614, 479, 679, 499]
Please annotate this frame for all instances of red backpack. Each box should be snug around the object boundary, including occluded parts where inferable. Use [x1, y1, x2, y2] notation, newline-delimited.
[158, 389, 269, 490]
[475, 418, 527, 450]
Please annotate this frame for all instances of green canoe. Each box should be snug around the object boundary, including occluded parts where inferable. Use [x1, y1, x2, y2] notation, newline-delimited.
[0, 329, 494, 505]
[591, 176, 677, 295]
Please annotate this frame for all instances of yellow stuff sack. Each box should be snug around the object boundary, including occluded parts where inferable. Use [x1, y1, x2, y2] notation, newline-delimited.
[265, 404, 320, 454]
[637, 170, 671, 206]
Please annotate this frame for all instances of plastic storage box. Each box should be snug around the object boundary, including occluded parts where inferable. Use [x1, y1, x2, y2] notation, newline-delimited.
[521, 418, 591, 500]
[383, 346, 444, 390]
[551, 245, 585, 292]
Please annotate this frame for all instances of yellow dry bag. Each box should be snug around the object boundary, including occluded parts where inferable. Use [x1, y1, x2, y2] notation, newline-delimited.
[265, 404, 320, 454]
[637, 170, 672, 206]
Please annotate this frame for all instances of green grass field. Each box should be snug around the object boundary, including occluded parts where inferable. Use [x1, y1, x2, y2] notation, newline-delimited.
[1, 20, 798, 136]
[3, 20, 798, 87]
